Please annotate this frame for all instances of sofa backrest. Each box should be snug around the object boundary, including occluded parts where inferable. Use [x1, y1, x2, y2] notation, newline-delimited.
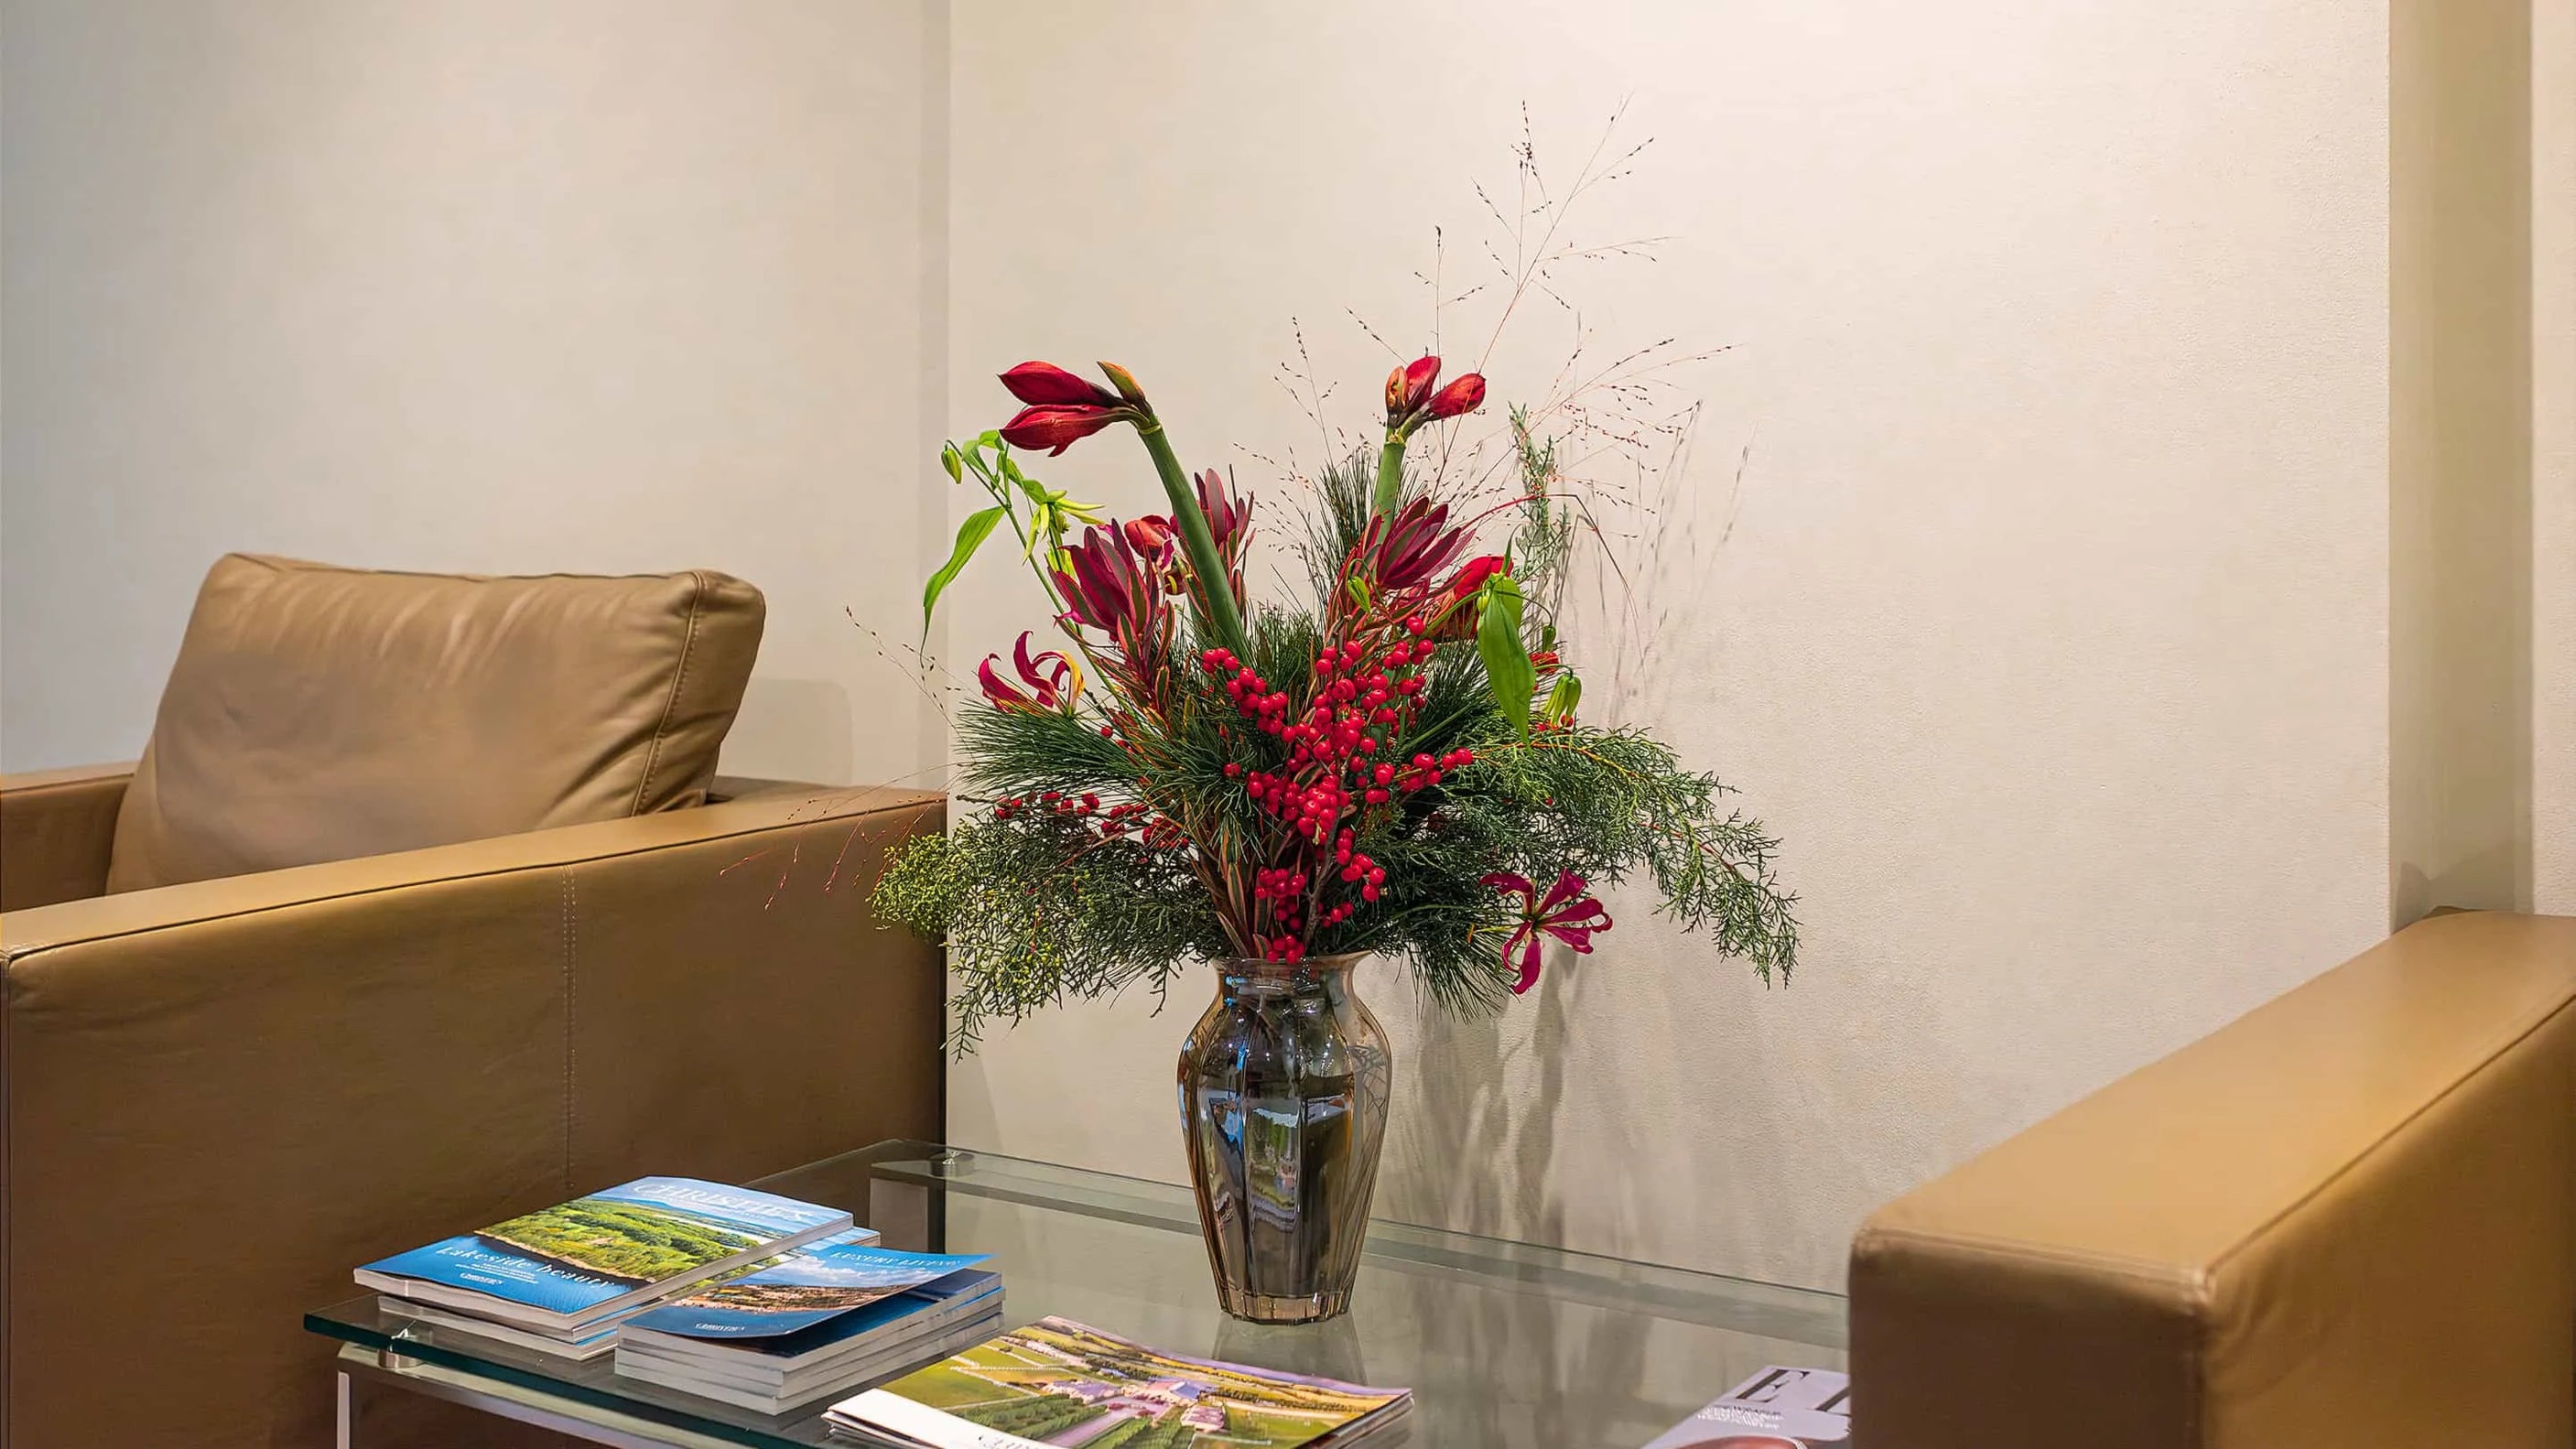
[107, 554, 764, 892]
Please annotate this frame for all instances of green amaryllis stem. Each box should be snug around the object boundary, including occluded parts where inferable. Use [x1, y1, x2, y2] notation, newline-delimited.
[1132, 418, 1250, 656]
[1371, 429, 1410, 517]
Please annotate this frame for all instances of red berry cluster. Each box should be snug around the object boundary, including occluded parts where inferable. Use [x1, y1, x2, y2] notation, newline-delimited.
[1198, 634, 1477, 962]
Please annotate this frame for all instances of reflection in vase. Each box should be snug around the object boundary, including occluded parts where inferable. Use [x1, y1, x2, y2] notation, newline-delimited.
[1178, 953, 1391, 1323]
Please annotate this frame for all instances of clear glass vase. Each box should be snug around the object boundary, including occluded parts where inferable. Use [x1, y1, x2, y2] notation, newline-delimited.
[1176, 952, 1391, 1324]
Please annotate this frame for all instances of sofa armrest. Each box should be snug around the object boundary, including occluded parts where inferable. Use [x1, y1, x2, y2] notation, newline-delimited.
[1850, 912, 2576, 1449]
[0, 761, 133, 911]
[2, 783, 947, 1449]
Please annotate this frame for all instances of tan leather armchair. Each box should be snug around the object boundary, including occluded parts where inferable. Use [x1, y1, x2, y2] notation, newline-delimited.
[0, 557, 949, 1449]
[1851, 911, 2576, 1447]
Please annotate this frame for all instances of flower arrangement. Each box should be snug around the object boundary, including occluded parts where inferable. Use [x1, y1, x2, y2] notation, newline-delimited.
[873, 349, 1801, 1049]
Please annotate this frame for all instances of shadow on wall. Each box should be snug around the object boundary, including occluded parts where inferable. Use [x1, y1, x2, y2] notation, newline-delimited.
[722, 676, 856, 785]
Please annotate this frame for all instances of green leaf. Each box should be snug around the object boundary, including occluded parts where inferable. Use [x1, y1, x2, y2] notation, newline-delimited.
[1477, 574, 1535, 737]
[922, 505, 1007, 641]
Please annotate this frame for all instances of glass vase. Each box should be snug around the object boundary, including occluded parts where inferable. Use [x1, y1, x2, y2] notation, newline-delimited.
[1176, 952, 1391, 1324]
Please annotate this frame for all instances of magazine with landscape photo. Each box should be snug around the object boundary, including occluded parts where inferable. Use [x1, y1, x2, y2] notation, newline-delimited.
[827, 1316, 1409, 1449]
[623, 1238, 990, 1339]
[1642, 1365, 1850, 1448]
[355, 1177, 853, 1327]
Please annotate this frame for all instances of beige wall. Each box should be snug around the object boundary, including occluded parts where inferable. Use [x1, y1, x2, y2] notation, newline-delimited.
[938, 1, 2395, 1291]
[8, 0, 2561, 1298]
[2539, 0, 2576, 914]
[0, 0, 948, 787]
[2391, 0, 2535, 923]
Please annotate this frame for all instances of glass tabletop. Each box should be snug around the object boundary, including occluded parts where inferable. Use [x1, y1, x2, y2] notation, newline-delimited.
[308, 1139, 1845, 1449]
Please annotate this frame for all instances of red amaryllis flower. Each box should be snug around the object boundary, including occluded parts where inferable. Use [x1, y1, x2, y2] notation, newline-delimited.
[1051, 524, 1165, 641]
[997, 361, 1143, 456]
[979, 632, 1084, 714]
[1000, 404, 1122, 456]
[1423, 372, 1485, 421]
[1481, 870, 1614, 993]
[1000, 361, 1123, 409]
[1385, 355, 1442, 421]
[1359, 495, 1469, 590]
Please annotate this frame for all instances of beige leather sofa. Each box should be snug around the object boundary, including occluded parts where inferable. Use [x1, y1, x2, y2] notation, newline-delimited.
[0, 557, 947, 1449]
[1852, 910, 2576, 1447]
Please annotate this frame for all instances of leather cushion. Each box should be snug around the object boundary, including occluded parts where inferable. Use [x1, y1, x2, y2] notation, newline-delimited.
[106, 554, 763, 892]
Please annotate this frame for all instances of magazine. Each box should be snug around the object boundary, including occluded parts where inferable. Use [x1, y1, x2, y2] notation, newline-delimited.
[622, 1269, 1002, 1381]
[356, 1177, 855, 1330]
[376, 1297, 626, 1361]
[825, 1315, 1411, 1449]
[623, 1240, 991, 1339]
[616, 1301, 1006, 1415]
[1642, 1365, 1850, 1448]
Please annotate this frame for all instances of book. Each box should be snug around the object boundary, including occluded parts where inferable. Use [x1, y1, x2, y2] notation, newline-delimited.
[356, 1177, 854, 1331]
[376, 1298, 626, 1362]
[623, 1240, 993, 1339]
[1642, 1365, 1851, 1448]
[824, 1315, 1412, 1449]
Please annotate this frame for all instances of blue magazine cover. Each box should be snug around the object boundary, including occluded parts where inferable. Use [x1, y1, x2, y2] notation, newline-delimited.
[357, 1177, 850, 1323]
[623, 1239, 991, 1339]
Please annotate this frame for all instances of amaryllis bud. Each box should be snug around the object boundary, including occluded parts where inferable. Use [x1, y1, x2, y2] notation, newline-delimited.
[1097, 361, 1149, 406]
[1423, 373, 1486, 421]
[1385, 355, 1441, 421]
[1001, 404, 1122, 456]
[1122, 514, 1176, 557]
[1000, 362, 1121, 408]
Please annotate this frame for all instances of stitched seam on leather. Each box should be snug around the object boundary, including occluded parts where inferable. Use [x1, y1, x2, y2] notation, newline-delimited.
[561, 870, 577, 1195]
[0, 795, 938, 960]
[2203, 991, 2576, 1279]
[632, 571, 707, 816]
[1855, 1223, 2211, 1299]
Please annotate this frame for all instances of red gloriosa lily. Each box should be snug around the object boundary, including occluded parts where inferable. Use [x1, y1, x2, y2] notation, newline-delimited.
[1444, 554, 1510, 601]
[979, 632, 1084, 714]
[1427, 554, 1511, 638]
[1481, 870, 1614, 993]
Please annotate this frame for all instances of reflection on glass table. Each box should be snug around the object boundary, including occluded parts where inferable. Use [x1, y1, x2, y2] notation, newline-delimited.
[308, 1140, 1845, 1449]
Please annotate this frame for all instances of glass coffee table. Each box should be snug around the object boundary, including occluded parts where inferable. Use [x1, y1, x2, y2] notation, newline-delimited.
[308, 1140, 1845, 1448]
